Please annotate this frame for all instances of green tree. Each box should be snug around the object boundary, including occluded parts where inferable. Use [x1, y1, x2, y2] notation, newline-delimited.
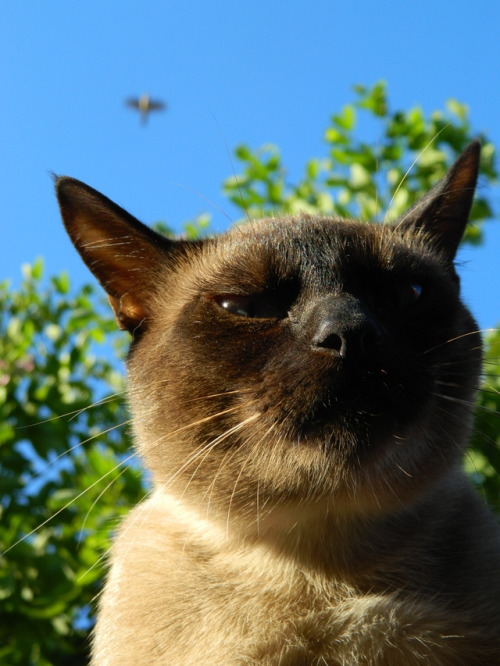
[224, 81, 496, 244]
[0, 262, 142, 665]
[1, 82, 498, 663]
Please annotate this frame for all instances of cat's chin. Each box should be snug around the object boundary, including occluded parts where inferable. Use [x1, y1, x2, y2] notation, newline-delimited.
[233, 391, 459, 515]
[265, 375, 431, 453]
[289, 413, 403, 456]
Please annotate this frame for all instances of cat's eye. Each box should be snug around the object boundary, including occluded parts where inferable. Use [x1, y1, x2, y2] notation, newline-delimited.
[405, 283, 423, 305]
[410, 284, 423, 300]
[390, 283, 423, 309]
[213, 294, 284, 319]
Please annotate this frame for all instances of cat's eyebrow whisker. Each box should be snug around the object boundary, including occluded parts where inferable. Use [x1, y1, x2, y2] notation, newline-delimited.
[383, 125, 449, 225]
[172, 181, 235, 225]
[208, 108, 251, 223]
[394, 182, 478, 234]
[2, 448, 139, 557]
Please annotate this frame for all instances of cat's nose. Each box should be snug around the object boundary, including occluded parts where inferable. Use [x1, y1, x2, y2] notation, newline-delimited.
[309, 296, 383, 358]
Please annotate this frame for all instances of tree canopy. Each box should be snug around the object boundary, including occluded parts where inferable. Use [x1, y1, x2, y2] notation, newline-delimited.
[1, 82, 498, 664]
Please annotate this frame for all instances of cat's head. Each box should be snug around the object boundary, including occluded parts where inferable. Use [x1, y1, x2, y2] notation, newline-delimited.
[56, 142, 482, 521]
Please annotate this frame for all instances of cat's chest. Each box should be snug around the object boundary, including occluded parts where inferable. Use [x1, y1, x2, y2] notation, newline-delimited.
[94, 494, 474, 666]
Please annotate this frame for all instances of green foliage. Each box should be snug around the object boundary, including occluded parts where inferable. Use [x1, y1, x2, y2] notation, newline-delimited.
[153, 212, 212, 240]
[467, 327, 500, 511]
[0, 260, 144, 664]
[224, 81, 497, 245]
[1, 84, 499, 663]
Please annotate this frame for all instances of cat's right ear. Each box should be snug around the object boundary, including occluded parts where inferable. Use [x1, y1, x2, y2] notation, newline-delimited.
[395, 140, 481, 261]
[56, 177, 189, 333]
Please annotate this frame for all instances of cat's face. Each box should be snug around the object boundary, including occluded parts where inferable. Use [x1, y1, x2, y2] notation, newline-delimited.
[125, 216, 480, 512]
[56, 142, 482, 520]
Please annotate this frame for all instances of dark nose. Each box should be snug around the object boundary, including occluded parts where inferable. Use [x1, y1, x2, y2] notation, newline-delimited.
[310, 296, 383, 358]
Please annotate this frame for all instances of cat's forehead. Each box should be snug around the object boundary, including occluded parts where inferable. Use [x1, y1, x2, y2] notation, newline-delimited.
[194, 216, 430, 290]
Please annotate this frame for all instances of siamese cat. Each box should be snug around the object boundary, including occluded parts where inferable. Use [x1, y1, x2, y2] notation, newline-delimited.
[56, 140, 500, 665]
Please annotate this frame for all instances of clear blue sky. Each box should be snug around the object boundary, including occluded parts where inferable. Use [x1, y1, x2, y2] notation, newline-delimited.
[2, 2, 499, 331]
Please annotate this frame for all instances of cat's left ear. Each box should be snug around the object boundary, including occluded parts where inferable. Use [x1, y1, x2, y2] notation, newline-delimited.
[396, 140, 480, 261]
[56, 176, 195, 333]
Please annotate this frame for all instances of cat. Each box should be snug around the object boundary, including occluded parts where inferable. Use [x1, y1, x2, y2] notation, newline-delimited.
[56, 140, 500, 665]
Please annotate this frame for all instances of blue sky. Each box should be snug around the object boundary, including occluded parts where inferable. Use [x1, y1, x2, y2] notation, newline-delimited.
[2, 1, 499, 331]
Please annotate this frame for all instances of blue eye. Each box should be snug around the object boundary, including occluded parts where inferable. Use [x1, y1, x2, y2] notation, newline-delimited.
[383, 283, 423, 310]
[410, 284, 423, 300]
[396, 283, 423, 309]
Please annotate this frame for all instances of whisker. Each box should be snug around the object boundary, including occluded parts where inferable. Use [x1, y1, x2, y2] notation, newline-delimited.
[2, 448, 139, 556]
[201, 440, 244, 519]
[395, 181, 478, 233]
[27, 418, 133, 482]
[13, 380, 243, 437]
[7, 395, 256, 560]
[179, 415, 258, 504]
[102, 412, 260, 572]
[77, 463, 132, 548]
[208, 107, 251, 223]
[158, 412, 259, 495]
[224, 422, 276, 537]
[172, 181, 234, 226]
[14, 391, 127, 429]
[140, 400, 258, 456]
[225, 445, 256, 538]
[434, 392, 500, 417]
[422, 329, 494, 356]
[383, 125, 449, 225]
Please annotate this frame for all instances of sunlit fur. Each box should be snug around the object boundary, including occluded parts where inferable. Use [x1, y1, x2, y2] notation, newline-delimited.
[57, 142, 500, 664]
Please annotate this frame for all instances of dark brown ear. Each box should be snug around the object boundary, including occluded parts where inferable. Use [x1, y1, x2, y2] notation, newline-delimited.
[56, 177, 188, 333]
[396, 140, 480, 261]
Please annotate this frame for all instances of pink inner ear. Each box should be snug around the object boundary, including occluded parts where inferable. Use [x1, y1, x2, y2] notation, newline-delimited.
[108, 293, 147, 332]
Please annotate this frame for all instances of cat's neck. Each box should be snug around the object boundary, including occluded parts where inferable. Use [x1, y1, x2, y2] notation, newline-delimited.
[150, 466, 467, 577]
